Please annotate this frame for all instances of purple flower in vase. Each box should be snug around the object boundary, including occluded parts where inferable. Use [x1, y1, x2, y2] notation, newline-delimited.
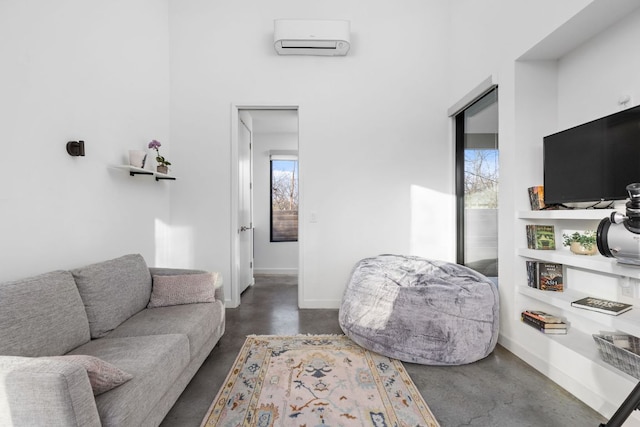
[148, 140, 171, 167]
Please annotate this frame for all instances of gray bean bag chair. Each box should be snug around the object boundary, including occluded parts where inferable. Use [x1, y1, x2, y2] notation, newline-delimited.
[339, 254, 499, 365]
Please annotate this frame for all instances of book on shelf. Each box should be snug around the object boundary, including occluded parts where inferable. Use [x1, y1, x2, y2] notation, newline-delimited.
[522, 310, 564, 324]
[521, 314, 567, 334]
[526, 261, 537, 288]
[526, 224, 556, 250]
[521, 311, 567, 329]
[528, 186, 546, 210]
[525, 261, 563, 291]
[538, 262, 563, 291]
[571, 296, 633, 316]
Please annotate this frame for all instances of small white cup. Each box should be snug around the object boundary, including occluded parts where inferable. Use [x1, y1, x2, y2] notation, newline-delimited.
[129, 150, 147, 168]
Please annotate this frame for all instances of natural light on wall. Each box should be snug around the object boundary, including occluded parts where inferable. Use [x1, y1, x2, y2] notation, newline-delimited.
[154, 218, 172, 267]
[172, 226, 197, 268]
[410, 185, 456, 261]
[155, 219, 197, 268]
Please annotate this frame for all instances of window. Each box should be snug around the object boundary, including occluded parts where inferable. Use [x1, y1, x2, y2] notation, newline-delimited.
[455, 88, 498, 277]
[271, 158, 298, 242]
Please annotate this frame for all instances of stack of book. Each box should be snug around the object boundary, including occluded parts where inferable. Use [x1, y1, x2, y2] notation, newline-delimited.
[526, 261, 563, 291]
[521, 310, 567, 334]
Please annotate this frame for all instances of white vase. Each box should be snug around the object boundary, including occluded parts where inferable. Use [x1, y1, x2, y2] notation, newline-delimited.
[569, 242, 597, 255]
[129, 150, 147, 168]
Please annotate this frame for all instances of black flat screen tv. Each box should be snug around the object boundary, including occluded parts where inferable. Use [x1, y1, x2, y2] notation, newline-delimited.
[543, 104, 640, 205]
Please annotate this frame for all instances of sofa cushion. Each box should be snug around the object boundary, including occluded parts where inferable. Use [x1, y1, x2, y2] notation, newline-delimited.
[0, 270, 90, 356]
[148, 272, 218, 308]
[107, 301, 223, 357]
[47, 355, 133, 395]
[150, 267, 226, 303]
[69, 334, 190, 427]
[71, 254, 152, 339]
[0, 356, 101, 427]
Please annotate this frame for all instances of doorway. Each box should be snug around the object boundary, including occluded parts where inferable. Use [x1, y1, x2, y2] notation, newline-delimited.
[231, 106, 300, 308]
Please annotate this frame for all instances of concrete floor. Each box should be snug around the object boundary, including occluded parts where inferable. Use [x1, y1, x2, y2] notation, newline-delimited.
[161, 274, 608, 426]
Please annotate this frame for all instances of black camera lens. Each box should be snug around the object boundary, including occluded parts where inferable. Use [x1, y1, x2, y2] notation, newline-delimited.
[597, 217, 614, 257]
[626, 183, 640, 223]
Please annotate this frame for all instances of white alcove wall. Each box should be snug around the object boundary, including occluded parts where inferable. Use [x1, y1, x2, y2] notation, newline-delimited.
[253, 131, 299, 275]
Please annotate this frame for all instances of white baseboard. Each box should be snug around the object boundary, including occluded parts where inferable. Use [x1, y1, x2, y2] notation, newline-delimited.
[498, 333, 640, 425]
[298, 299, 341, 309]
[254, 268, 298, 275]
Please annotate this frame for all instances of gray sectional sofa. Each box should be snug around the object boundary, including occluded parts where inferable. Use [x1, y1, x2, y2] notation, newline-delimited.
[0, 254, 225, 427]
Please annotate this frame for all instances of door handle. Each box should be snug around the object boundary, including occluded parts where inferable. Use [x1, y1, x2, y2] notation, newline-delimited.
[240, 226, 253, 232]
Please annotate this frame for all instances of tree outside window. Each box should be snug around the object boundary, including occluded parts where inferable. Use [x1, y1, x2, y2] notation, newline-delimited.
[271, 160, 298, 242]
[464, 149, 498, 209]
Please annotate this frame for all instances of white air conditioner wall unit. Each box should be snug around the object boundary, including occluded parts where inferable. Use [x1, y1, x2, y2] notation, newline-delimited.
[274, 19, 350, 56]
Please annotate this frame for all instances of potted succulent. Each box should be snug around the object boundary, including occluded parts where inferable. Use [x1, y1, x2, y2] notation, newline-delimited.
[562, 230, 597, 255]
[148, 140, 171, 174]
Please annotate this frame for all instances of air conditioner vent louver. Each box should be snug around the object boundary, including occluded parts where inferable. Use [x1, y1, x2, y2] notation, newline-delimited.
[274, 19, 350, 56]
[281, 40, 338, 49]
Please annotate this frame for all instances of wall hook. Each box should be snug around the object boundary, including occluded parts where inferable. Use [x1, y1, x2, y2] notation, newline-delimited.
[66, 140, 85, 156]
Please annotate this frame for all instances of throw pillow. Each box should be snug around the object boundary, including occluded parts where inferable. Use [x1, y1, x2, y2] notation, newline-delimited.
[48, 355, 133, 395]
[148, 272, 218, 308]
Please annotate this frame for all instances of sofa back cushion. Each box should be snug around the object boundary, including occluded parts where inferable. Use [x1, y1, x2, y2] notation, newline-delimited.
[71, 254, 152, 339]
[0, 270, 91, 356]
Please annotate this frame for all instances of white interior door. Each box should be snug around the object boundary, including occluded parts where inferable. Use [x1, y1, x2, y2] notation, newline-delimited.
[238, 117, 254, 294]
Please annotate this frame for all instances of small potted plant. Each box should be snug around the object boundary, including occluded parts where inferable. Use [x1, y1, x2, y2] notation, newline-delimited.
[148, 140, 171, 174]
[562, 230, 597, 255]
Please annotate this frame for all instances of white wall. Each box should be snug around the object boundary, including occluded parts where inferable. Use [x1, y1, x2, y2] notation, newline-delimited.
[447, 0, 591, 106]
[0, 0, 171, 281]
[557, 7, 640, 128]
[168, 0, 454, 308]
[253, 131, 299, 275]
[6, 0, 631, 310]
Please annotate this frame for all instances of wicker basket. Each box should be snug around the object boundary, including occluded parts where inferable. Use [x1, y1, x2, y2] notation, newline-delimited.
[593, 334, 640, 379]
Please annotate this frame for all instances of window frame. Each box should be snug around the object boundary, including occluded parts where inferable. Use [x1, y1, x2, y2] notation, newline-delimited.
[270, 157, 299, 243]
[454, 88, 499, 272]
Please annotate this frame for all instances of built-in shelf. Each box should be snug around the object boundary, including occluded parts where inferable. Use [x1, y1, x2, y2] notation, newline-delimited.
[517, 209, 616, 220]
[516, 205, 640, 399]
[517, 320, 638, 383]
[517, 248, 640, 279]
[518, 285, 640, 337]
[114, 165, 177, 181]
[509, 4, 640, 418]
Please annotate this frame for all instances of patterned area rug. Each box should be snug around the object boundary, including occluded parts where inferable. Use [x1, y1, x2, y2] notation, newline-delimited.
[200, 334, 439, 426]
